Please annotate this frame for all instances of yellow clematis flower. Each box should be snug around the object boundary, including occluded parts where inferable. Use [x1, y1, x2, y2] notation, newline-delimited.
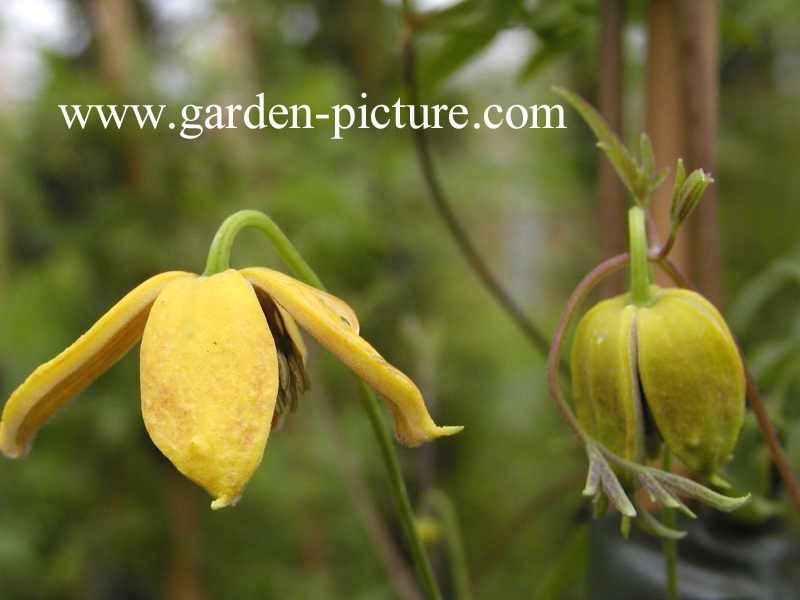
[0, 268, 460, 509]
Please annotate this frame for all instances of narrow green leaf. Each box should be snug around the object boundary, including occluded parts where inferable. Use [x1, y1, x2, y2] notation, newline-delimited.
[517, 43, 565, 82]
[553, 86, 640, 199]
[419, 27, 500, 89]
[596, 143, 639, 199]
[517, 27, 584, 82]
[653, 469, 751, 513]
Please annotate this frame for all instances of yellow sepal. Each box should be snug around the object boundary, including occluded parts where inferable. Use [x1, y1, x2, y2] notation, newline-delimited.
[637, 288, 745, 474]
[241, 267, 461, 446]
[571, 295, 645, 467]
[0, 271, 195, 458]
[140, 270, 279, 509]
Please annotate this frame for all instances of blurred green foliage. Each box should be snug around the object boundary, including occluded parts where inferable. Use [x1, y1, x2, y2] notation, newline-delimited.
[0, 0, 799, 598]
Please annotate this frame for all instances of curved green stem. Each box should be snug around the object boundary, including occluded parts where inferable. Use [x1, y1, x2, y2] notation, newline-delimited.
[425, 490, 472, 600]
[204, 210, 321, 285]
[206, 210, 442, 599]
[628, 206, 652, 305]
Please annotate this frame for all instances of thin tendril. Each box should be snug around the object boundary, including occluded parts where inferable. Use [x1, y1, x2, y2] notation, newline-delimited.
[546, 253, 631, 443]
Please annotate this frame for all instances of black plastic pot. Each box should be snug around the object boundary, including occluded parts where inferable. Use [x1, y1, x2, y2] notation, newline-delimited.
[589, 512, 800, 599]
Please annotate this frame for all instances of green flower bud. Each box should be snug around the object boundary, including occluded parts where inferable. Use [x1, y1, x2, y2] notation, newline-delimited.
[571, 286, 745, 477]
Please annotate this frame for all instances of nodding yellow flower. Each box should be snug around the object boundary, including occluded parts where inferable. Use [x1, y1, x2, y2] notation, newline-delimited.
[0, 268, 460, 509]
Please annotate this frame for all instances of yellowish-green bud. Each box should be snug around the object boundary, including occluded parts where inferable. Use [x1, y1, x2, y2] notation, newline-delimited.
[571, 286, 745, 477]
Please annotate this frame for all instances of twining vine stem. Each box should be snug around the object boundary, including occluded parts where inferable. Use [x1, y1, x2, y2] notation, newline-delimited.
[400, 13, 555, 364]
[546, 253, 629, 441]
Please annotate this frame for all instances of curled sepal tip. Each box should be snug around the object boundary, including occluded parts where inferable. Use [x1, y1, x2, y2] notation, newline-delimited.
[241, 267, 462, 446]
[583, 444, 637, 518]
[636, 504, 687, 541]
[581, 441, 750, 539]
[650, 469, 751, 514]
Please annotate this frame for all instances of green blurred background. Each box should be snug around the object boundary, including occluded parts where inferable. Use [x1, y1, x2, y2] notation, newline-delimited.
[0, 0, 799, 598]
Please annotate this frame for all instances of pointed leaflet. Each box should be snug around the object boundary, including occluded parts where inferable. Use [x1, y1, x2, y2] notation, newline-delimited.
[553, 86, 640, 199]
[652, 469, 750, 513]
[637, 471, 696, 518]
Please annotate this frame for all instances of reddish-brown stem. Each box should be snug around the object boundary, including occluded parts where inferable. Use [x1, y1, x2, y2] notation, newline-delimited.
[546, 253, 631, 441]
[743, 370, 800, 516]
[657, 228, 677, 260]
